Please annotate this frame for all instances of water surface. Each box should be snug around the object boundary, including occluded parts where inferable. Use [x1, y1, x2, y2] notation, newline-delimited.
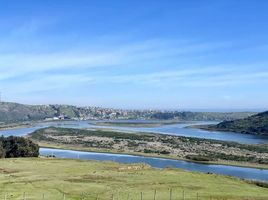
[40, 148, 268, 182]
[1, 120, 268, 144]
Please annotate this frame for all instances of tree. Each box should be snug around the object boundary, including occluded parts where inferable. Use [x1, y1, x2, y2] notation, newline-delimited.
[0, 136, 39, 158]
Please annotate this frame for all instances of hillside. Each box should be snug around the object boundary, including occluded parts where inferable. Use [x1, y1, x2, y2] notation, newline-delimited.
[0, 102, 56, 122]
[204, 111, 268, 135]
[0, 101, 256, 123]
[0, 102, 116, 122]
[0, 102, 82, 122]
[0, 158, 267, 200]
[150, 111, 255, 121]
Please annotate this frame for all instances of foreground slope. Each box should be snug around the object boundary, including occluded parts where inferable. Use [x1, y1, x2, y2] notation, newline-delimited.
[205, 111, 268, 136]
[0, 158, 267, 200]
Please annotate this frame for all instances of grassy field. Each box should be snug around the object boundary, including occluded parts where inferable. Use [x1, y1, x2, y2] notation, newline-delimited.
[0, 158, 267, 200]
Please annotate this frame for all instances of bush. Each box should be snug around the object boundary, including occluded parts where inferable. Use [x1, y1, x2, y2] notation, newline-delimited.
[0, 141, 5, 158]
[0, 136, 39, 158]
[160, 150, 170, 155]
[185, 155, 212, 162]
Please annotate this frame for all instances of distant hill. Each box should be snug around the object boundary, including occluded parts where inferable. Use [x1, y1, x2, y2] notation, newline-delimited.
[0, 101, 256, 123]
[150, 111, 255, 121]
[0, 102, 93, 122]
[204, 111, 268, 135]
[0, 102, 54, 122]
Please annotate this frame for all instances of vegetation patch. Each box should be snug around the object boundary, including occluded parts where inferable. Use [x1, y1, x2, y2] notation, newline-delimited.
[185, 155, 213, 162]
[0, 136, 39, 158]
[29, 127, 268, 166]
[201, 111, 268, 136]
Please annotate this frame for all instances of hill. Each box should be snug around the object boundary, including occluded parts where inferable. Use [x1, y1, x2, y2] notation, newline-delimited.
[0, 102, 56, 122]
[0, 158, 267, 200]
[204, 111, 268, 135]
[150, 111, 255, 121]
[0, 102, 112, 122]
[0, 101, 256, 123]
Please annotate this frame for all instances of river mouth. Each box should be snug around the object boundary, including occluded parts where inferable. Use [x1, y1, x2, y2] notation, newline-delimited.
[40, 147, 268, 183]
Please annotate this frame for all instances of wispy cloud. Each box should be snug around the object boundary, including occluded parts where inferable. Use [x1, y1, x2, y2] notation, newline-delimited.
[0, 36, 230, 82]
[1, 0, 268, 109]
[3, 65, 268, 96]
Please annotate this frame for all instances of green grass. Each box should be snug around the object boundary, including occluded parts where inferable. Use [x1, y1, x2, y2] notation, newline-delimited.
[0, 158, 267, 200]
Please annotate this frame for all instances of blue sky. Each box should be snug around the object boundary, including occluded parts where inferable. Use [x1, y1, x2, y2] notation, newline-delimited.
[0, 0, 268, 110]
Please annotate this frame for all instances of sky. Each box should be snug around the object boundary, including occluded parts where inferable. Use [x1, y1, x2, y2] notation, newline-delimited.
[0, 0, 268, 110]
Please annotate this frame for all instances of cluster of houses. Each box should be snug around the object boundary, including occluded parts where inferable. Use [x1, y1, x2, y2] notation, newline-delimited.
[45, 115, 70, 121]
[42, 105, 171, 121]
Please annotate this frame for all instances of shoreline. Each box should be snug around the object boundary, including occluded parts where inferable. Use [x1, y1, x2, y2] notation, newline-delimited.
[89, 120, 193, 128]
[189, 124, 268, 137]
[38, 143, 268, 170]
[0, 123, 35, 131]
[3, 121, 268, 170]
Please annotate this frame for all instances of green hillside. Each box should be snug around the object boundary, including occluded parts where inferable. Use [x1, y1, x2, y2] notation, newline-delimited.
[205, 111, 268, 135]
[0, 102, 87, 122]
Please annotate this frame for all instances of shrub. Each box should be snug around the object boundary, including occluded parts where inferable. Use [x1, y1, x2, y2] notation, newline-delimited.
[0, 136, 39, 158]
[185, 154, 212, 162]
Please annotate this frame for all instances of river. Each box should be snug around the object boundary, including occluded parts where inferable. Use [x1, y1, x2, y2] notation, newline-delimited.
[40, 147, 268, 182]
[1, 120, 268, 144]
[1, 120, 268, 182]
